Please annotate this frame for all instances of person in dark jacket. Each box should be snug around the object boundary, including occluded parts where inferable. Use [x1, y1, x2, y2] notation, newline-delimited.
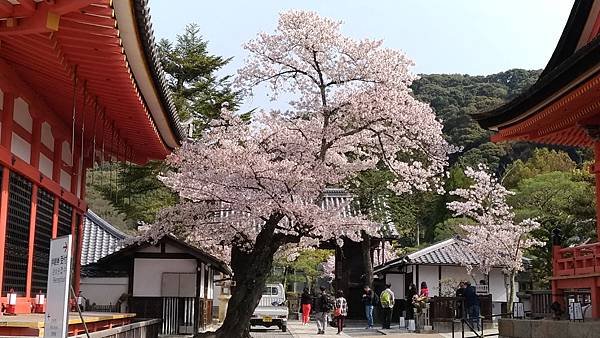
[300, 288, 312, 325]
[464, 282, 481, 331]
[406, 283, 417, 320]
[362, 286, 375, 329]
[313, 286, 332, 335]
[455, 282, 466, 319]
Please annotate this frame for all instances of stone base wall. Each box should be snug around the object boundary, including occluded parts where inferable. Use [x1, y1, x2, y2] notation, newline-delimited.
[499, 318, 600, 338]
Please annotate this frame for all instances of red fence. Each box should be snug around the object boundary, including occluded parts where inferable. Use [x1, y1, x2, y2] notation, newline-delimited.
[554, 242, 600, 276]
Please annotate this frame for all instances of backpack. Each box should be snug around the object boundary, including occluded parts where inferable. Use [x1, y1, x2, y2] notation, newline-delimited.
[320, 293, 334, 312]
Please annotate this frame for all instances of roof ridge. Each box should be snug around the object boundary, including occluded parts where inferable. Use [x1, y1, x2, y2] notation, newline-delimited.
[86, 210, 130, 240]
[407, 237, 457, 260]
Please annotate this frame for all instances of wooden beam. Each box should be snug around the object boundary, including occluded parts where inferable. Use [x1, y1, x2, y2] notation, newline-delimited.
[16, 0, 36, 13]
[0, 1, 14, 17]
[0, 57, 70, 140]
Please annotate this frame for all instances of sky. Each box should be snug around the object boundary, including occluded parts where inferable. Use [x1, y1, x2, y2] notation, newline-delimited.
[148, 0, 574, 110]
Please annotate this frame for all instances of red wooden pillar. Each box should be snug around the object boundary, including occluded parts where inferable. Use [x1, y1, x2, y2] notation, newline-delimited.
[70, 146, 80, 196]
[595, 142, 600, 241]
[73, 212, 84, 294]
[25, 185, 38, 298]
[52, 137, 62, 182]
[26, 119, 42, 298]
[0, 93, 13, 293]
[51, 198, 58, 239]
[0, 169, 9, 292]
[592, 284, 600, 319]
[1, 93, 14, 149]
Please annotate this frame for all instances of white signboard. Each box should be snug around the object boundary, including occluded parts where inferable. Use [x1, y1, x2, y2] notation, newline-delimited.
[569, 302, 583, 321]
[43, 235, 73, 338]
[512, 302, 525, 319]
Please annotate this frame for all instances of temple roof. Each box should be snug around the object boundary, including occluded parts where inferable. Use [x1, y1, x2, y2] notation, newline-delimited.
[95, 234, 231, 275]
[374, 237, 480, 273]
[473, 0, 600, 131]
[81, 210, 130, 266]
[0, 0, 184, 162]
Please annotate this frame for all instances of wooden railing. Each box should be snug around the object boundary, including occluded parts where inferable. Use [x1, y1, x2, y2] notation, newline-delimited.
[555, 242, 600, 276]
[528, 290, 552, 318]
[129, 297, 205, 335]
[430, 295, 492, 322]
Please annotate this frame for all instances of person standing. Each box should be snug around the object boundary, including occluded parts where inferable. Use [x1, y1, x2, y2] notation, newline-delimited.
[300, 288, 312, 325]
[464, 282, 481, 331]
[334, 290, 348, 335]
[362, 286, 375, 329]
[406, 283, 417, 320]
[455, 282, 466, 319]
[380, 283, 395, 329]
[420, 281, 429, 297]
[313, 286, 332, 335]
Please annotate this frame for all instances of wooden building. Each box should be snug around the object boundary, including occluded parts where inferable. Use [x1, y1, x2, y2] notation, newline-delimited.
[83, 235, 231, 335]
[473, 0, 600, 318]
[0, 0, 182, 313]
[374, 238, 514, 318]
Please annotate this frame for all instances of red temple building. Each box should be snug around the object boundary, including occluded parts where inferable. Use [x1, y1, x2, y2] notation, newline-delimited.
[0, 0, 182, 316]
[474, 0, 600, 318]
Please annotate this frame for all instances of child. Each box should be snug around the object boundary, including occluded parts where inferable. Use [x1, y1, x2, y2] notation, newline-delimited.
[334, 290, 348, 334]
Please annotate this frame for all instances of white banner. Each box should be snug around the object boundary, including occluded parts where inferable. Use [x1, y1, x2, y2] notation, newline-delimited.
[44, 235, 73, 338]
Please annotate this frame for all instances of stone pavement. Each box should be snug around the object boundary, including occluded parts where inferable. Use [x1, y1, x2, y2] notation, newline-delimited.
[287, 319, 350, 337]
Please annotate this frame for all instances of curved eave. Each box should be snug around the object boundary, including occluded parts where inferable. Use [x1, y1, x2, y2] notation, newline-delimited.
[473, 35, 600, 130]
[113, 0, 184, 149]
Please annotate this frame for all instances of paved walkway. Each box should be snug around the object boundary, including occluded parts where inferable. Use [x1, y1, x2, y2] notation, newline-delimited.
[287, 320, 350, 337]
[286, 319, 498, 337]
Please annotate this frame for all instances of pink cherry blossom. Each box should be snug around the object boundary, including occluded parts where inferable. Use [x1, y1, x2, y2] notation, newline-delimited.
[447, 165, 542, 307]
[142, 10, 453, 265]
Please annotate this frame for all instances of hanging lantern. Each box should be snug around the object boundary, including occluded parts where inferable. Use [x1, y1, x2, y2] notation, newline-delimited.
[5, 288, 17, 315]
[34, 291, 45, 313]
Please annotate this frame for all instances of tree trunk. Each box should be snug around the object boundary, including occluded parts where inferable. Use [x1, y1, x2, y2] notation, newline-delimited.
[361, 231, 373, 288]
[196, 216, 285, 338]
[507, 270, 516, 314]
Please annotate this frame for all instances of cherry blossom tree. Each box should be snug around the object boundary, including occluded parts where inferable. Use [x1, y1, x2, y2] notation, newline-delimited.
[145, 11, 453, 338]
[321, 254, 336, 282]
[447, 165, 542, 311]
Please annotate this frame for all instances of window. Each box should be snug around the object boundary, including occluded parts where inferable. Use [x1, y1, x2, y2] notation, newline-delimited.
[3, 171, 32, 294]
[57, 201, 72, 237]
[262, 286, 278, 296]
[32, 188, 54, 294]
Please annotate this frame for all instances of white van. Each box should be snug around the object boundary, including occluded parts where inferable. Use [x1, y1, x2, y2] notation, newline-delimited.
[250, 283, 289, 332]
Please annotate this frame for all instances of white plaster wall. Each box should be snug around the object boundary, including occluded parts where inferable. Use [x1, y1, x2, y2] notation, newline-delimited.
[60, 169, 70, 190]
[133, 258, 197, 297]
[417, 265, 440, 297]
[489, 268, 516, 303]
[39, 154, 53, 178]
[208, 268, 214, 299]
[11, 133, 31, 163]
[200, 262, 205, 298]
[386, 273, 405, 299]
[41, 122, 53, 150]
[80, 277, 128, 306]
[62, 141, 72, 166]
[13, 98, 32, 133]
